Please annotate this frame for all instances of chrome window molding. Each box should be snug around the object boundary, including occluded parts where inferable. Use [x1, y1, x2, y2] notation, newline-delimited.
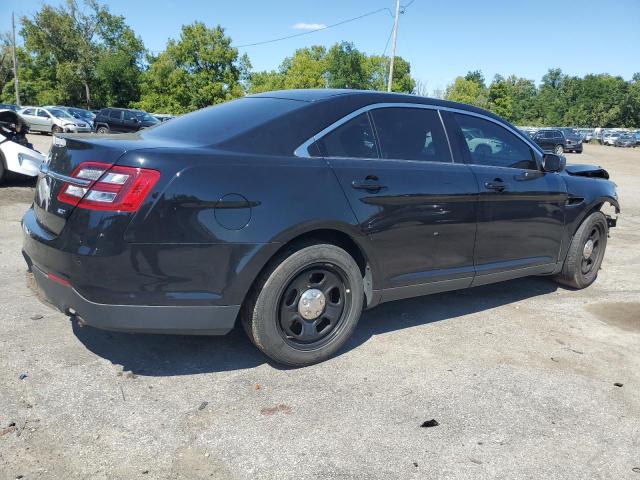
[294, 102, 544, 161]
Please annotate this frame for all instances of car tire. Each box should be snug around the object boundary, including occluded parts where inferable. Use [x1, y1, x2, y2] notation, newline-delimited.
[96, 126, 109, 134]
[0, 151, 6, 185]
[554, 211, 608, 289]
[555, 144, 564, 155]
[242, 243, 364, 367]
[52, 125, 62, 135]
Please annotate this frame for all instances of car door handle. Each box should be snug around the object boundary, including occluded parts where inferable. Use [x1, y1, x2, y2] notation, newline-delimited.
[484, 179, 506, 192]
[351, 180, 387, 192]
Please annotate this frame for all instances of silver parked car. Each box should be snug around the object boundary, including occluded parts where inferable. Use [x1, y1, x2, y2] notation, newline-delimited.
[17, 106, 92, 134]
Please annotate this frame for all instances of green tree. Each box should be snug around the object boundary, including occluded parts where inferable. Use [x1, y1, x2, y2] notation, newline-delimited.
[465, 70, 486, 88]
[445, 76, 488, 108]
[325, 42, 368, 89]
[366, 55, 415, 93]
[136, 22, 249, 113]
[488, 74, 537, 124]
[18, 0, 144, 108]
[249, 43, 415, 94]
[281, 46, 327, 89]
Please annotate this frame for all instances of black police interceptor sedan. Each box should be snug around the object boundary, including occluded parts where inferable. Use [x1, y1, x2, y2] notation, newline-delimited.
[22, 90, 620, 366]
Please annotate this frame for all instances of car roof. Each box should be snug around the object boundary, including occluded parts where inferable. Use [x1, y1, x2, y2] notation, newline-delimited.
[247, 89, 506, 122]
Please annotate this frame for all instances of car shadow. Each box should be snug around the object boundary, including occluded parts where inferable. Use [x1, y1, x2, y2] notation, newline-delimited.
[72, 276, 559, 376]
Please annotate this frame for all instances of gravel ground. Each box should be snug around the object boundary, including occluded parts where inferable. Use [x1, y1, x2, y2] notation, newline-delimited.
[1, 137, 639, 479]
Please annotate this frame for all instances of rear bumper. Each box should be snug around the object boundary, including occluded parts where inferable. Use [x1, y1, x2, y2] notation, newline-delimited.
[22, 207, 241, 335]
[26, 261, 239, 335]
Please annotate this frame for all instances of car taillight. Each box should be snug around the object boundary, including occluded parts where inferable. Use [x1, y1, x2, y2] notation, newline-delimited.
[57, 162, 160, 212]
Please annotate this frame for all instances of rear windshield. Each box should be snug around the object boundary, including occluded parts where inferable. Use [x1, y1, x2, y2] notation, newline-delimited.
[142, 97, 305, 146]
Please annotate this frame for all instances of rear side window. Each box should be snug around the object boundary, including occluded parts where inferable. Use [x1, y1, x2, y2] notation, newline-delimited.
[143, 97, 306, 146]
[371, 107, 451, 162]
[23, 108, 35, 115]
[315, 113, 378, 158]
[453, 113, 537, 170]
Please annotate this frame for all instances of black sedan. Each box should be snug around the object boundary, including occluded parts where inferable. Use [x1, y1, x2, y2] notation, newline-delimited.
[22, 90, 620, 366]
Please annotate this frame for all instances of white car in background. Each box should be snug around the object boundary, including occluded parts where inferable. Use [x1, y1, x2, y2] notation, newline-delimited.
[606, 132, 622, 146]
[18, 106, 92, 134]
[0, 109, 46, 185]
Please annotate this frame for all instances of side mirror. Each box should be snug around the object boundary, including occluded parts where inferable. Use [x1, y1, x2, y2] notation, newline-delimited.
[542, 153, 566, 173]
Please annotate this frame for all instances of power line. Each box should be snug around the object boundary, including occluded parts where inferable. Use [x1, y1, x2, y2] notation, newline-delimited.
[234, 7, 394, 48]
[401, 0, 415, 12]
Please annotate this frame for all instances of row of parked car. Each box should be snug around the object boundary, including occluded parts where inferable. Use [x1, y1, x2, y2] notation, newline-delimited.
[518, 127, 586, 154]
[519, 126, 640, 150]
[0, 103, 173, 135]
[598, 130, 640, 147]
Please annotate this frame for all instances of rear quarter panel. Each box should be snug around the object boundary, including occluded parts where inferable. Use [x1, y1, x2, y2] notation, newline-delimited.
[121, 148, 371, 305]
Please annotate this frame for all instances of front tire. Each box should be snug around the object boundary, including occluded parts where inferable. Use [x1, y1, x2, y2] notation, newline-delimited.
[52, 125, 62, 135]
[242, 243, 364, 367]
[96, 126, 109, 134]
[555, 211, 608, 289]
[555, 144, 564, 155]
[0, 152, 6, 185]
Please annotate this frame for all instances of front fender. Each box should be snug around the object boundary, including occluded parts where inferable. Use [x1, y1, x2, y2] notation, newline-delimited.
[559, 174, 620, 266]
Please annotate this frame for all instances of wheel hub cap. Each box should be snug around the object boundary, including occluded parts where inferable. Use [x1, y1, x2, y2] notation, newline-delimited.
[298, 288, 326, 320]
[583, 239, 594, 259]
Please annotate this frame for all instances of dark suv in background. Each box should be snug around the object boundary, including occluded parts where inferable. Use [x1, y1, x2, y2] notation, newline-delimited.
[532, 129, 583, 154]
[93, 108, 158, 134]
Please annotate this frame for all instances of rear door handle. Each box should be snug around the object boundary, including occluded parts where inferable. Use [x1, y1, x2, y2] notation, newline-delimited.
[484, 179, 506, 192]
[351, 181, 386, 192]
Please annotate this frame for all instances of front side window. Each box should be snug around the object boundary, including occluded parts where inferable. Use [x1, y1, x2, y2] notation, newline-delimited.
[315, 113, 378, 158]
[37, 109, 50, 118]
[370, 107, 452, 162]
[109, 110, 122, 120]
[453, 113, 537, 170]
[123, 110, 137, 121]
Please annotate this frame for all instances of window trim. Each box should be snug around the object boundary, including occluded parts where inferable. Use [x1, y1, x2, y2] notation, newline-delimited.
[294, 102, 543, 161]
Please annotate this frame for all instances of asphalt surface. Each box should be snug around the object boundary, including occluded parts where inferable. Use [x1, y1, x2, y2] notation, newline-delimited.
[1, 136, 639, 479]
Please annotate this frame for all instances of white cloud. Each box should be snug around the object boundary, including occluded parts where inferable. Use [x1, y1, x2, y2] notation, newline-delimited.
[292, 22, 327, 30]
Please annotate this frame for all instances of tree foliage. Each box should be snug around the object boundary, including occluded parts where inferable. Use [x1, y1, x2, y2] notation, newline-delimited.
[3, 1, 638, 127]
[134, 22, 250, 114]
[446, 68, 640, 127]
[11, 0, 144, 108]
[249, 42, 415, 94]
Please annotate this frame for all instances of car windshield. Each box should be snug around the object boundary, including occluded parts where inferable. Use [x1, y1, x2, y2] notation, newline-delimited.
[50, 108, 75, 120]
[70, 108, 92, 119]
[135, 112, 158, 123]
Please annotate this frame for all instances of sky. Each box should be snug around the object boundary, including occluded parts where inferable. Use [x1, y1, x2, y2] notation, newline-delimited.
[2, 0, 639, 92]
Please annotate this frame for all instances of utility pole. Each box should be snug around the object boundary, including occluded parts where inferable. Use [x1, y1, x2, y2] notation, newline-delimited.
[387, 0, 401, 92]
[11, 12, 21, 107]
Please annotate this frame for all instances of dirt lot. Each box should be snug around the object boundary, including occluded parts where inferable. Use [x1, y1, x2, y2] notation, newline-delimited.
[1, 138, 639, 479]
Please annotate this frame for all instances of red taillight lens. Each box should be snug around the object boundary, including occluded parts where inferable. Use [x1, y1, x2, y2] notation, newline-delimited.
[57, 162, 160, 212]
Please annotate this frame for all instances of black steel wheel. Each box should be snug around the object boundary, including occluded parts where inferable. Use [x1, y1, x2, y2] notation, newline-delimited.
[580, 223, 604, 276]
[277, 264, 351, 349]
[242, 243, 364, 366]
[555, 211, 608, 289]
